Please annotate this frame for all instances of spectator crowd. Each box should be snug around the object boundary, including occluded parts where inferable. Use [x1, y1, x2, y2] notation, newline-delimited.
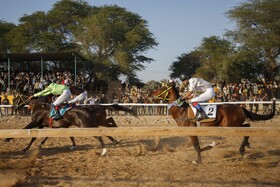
[0, 70, 279, 116]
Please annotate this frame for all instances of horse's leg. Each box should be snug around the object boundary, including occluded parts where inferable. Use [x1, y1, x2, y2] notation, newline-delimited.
[38, 137, 49, 148]
[106, 136, 120, 145]
[105, 117, 118, 127]
[94, 136, 107, 156]
[104, 117, 120, 145]
[23, 125, 44, 152]
[190, 136, 202, 164]
[199, 122, 219, 150]
[23, 137, 37, 152]
[69, 137, 76, 150]
[4, 121, 37, 142]
[239, 123, 251, 156]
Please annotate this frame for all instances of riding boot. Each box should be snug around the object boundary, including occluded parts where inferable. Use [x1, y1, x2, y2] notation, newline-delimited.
[54, 105, 62, 120]
[192, 102, 208, 121]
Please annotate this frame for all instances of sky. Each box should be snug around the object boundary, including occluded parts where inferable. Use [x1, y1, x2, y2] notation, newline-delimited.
[0, 0, 244, 83]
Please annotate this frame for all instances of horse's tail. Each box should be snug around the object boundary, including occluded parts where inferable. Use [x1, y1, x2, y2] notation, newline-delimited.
[103, 104, 138, 117]
[242, 100, 276, 121]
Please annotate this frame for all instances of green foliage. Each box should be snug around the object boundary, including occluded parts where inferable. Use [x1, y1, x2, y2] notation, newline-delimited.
[226, 0, 280, 82]
[169, 51, 201, 79]
[74, 5, 157, 82]
[0, 21, 16, 53]
[169, 0, 280, 84]
[0, 1, 157, 86]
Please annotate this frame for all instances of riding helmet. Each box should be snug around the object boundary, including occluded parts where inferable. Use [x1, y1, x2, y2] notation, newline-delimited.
[179, 73, 190, 81]
[44, 80, 52, 86]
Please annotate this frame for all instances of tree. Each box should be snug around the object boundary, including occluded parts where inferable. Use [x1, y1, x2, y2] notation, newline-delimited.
[226, 0, 280, 82]
[195, 36, 234, 82]
[6, 0, 93, 53]
[169, 51, 201, 79]
[47, 0, 94, 51]
[0, 20, 16, 53]
[74, 5, 158, 82]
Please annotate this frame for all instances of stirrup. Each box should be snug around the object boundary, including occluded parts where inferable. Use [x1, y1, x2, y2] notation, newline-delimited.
[53, 109, 62, 120]
[196, 112, 208, 121]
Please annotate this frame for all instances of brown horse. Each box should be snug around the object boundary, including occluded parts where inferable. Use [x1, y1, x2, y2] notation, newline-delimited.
[154, 83, 275, 164]
[6, 95, 137, 155]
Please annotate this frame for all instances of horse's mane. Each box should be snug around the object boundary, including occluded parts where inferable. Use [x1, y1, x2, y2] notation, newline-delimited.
[171, 84, 180, 96]
[31, 97, 51, 106]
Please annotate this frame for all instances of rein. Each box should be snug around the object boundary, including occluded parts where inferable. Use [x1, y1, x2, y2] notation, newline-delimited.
[154, 86, 173, 101]
[16, 95, 31, 111]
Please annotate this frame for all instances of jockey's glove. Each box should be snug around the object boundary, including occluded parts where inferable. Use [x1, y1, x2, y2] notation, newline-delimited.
[174, 97, 184, 106]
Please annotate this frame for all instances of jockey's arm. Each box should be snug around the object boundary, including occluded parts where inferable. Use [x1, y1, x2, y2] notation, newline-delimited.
[181, 91, 193, 100]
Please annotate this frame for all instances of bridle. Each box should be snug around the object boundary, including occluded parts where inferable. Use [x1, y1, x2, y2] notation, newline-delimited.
[15, 94, 31, 111]
[154, 85, 173, 101]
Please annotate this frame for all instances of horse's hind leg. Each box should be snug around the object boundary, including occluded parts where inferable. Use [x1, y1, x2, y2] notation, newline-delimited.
[104, 117, 120, 145]
[239, 123, 250, 156]
[94, 136, 107, 156]
[69, 137, 76, 150]
[106, 117, 118, 127]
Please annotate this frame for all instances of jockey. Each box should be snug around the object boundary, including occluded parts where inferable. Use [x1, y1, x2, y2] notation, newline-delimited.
[68, 86, 88, 105]
[177, 72, 215, 121]
[29, 80, 72, 119]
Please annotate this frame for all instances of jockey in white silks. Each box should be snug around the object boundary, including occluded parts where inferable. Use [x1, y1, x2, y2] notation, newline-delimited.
[176, 73, 215, 121]
[68, 86, 88, 105]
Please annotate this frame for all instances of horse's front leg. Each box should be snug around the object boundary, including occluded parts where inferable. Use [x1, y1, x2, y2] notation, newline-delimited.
[23, 125, 44, 152]
[106, 136, 120, 145]
[190, 136, 202, 164]
[23, 137, 37, 152]
[3, 121, 37, 144]
[94, 136, 107, 156]
[38, 137, 49, 148]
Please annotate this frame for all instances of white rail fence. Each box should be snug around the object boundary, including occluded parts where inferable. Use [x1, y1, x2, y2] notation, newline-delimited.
[1, 127, 280, 139]
[0, 100, 279, 117]
[0, 101, 279, 139]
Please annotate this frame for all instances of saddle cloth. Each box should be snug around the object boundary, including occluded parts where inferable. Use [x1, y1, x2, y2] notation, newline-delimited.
[50, 105, 72, 119]
[192, 104, 217, 122]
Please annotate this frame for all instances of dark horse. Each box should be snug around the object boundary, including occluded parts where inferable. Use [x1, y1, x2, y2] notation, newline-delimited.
[6, 95, 137, 155]
[154, 82, 275, 164]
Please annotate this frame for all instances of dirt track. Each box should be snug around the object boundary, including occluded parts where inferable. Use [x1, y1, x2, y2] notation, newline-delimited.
[0, 115, 279, 187]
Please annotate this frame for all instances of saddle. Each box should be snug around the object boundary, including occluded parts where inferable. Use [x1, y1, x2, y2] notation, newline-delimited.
[50, 104, 73, 119]
[168, 101, 217, 122]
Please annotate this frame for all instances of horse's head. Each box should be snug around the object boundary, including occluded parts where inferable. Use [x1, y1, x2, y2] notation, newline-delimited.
[13, 94, 31, 111]
[14, 94, 50, 111]
[153, 81, 180, 103]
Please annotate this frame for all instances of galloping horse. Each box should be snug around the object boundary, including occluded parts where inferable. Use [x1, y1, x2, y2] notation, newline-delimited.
[154, 82, 275, 164]
[6, 95, 137, 155]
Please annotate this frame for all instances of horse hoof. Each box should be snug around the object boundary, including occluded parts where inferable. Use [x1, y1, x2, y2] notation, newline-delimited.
[100, 148, 107, 156]
[192, 160, 200, 164]
[209, 141, 217, 147]
[113, 140, 122, 146]
[3, 138, 10, 142]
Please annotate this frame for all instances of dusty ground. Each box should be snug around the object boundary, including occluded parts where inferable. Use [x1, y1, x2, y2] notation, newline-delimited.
[0, 114, 279, 187]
